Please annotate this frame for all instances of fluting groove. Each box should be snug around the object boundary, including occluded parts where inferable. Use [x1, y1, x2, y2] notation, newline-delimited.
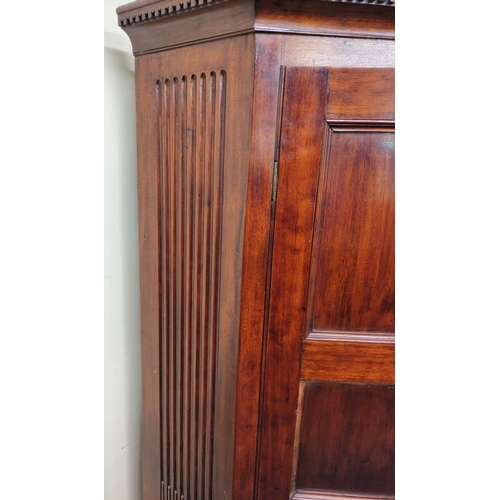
[158, 70, 226, 500]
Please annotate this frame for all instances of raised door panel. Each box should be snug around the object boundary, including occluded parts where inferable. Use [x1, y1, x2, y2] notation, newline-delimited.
[310, 131, 395, 334]
[257, 66, 395, 500]
[296, 383, 395, 495]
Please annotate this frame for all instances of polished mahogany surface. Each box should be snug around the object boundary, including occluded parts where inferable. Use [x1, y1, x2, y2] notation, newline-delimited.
[256, 66, 394, 500]
[117, 1, 395, 499]
[296, 382, 395, 495]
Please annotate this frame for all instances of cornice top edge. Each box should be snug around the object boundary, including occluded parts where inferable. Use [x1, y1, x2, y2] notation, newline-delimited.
[117, 0, 227, 27]
[326, 0, 395, 5]
[117, 0, 394, 28]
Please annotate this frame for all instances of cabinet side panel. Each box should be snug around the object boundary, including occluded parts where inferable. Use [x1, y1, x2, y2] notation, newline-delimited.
[135, 55, 163, 500]
[134, 35, 254, 500]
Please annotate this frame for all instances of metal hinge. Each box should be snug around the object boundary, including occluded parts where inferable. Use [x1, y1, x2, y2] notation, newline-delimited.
[272, 161, 279, 201]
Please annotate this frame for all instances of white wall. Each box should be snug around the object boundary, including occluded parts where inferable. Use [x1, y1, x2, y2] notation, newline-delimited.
[104, 1, 142, 498]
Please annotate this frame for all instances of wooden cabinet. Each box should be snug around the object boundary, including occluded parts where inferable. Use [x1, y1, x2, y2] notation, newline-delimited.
[117, 2, 395, 499]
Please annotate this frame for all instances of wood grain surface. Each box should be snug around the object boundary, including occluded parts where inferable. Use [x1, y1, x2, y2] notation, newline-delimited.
[327, 68, 395, 122]
[296, 382, 395, 495]
[310, 131, 395, 333]
[301, 339, 395, 384]
[256, 66, 330, 500]
[119, 1, 395, 498]
[133, 36, 254, 500]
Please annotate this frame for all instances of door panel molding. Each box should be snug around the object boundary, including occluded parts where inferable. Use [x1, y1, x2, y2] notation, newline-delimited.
[301, 339, 395, 384]
[293, 489, 394, 500]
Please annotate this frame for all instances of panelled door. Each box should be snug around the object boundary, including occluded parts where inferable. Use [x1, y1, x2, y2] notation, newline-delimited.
[257, 67, 395, 500]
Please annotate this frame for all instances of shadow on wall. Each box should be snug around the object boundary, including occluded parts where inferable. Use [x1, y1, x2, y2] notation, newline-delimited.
[105, 45, 135, 74]
[104, 44, 143, 500]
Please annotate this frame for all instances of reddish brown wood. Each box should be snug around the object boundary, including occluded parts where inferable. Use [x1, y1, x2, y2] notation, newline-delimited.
[310, 130, 395, 333]
[292, 491, 394, 500]
[296, 382, 395, 496]
[121, 0, 255, 55]
[120, 0, 395, 55]
[281, 35, 395, 68]
[135, 55, 163, 500]
[257, 66, 330, 500]
[231, 33, 282, 500]
[301, 339, 394, 384]
[132, 37, 254, 500]
[256, 66, 394, 500]
[255, 0, 395, 39]
[117, 0, 227, 26]
[159, 70, 226, 499]
[118, 2, 394, 499]
[117, 0, 395, 29]
[327, 68, 395, 122]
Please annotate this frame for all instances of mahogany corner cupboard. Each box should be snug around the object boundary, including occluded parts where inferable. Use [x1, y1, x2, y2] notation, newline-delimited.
[117, 1, 395, 499]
